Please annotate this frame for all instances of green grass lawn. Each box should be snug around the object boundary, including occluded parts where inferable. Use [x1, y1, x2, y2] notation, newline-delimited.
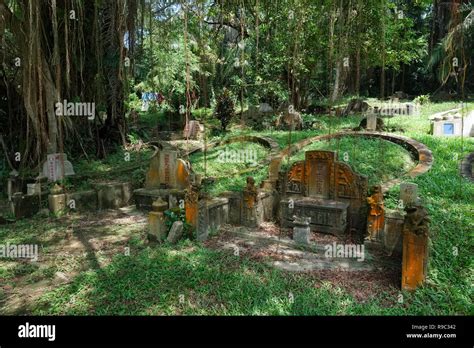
[1, 101, 473, 315]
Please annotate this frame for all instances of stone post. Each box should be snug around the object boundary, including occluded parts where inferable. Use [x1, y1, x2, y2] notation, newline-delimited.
[401, 204, 430, 291]
[48, 184, 66, 214]
[242, 176, 258, 227]
[148, 198, 168, 242]
[366, 185, 385, 241]
[185, 184, 200, 230]
[293, 216, 311, 245]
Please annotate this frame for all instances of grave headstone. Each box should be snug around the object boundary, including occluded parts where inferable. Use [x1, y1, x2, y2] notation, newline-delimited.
[145, 150, 179, 189]
[430, 110, 474, 137]
[11, 192, 41, 219]
[41, 153, 75, 182]
[366, 113, 377, 131]
[159, 150, 178, 188]
[176, 159, 191, 189]
[258, 103, 273, 113]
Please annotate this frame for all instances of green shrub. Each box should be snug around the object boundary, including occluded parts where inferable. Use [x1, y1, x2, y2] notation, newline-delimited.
[414, 94, 431, 105]
[214, 89, 235, 132]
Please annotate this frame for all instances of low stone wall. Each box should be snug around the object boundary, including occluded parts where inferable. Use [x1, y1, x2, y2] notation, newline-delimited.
[48, 182, 133, 214]
[10, 192, 48, 219]
[134, 188, 185, 211]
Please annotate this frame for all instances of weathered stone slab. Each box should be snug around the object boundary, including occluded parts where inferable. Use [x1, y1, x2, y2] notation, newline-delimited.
[176, 159, 191, 189]
[145, 154, 161, 189]
[167, 221, 184, 244]
[96, 182, 132, 210]
[159, 150, 178, 188]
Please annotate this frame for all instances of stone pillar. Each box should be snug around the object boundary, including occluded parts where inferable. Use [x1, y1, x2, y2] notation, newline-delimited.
[366, 185, 384, 241]
[242, 176, 258, 227]
[7, 170, 20, 201]
[185, 184, 199, 230]
[293, 216, 311, 245]
[402, 205, 430, 291]
[148, 198, 168, 242]
[48, 184, 66, 214]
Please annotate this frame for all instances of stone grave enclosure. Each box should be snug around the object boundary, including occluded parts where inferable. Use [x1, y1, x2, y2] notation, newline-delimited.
[278, 150, 368, 239]
[430, 108, 474, 137]
[181, 130, 434, 291]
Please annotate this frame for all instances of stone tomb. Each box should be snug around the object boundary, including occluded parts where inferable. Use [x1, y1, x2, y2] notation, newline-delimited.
[430, 110, 474, 137]
[279, 150, 368, 238]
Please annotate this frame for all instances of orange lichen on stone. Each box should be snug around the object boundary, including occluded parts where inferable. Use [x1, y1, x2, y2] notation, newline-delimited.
[401, 205, 430, 291]
[367, 185, 384, 240]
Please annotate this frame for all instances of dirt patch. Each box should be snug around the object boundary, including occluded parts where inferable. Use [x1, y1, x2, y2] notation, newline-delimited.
[0, 209, 147, 315]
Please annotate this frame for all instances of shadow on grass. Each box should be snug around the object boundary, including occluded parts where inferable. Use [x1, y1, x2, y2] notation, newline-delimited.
[33, 242, 382, 316]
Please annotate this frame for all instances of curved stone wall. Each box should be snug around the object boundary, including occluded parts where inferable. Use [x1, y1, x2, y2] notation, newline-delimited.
[275, 131, 433, 192]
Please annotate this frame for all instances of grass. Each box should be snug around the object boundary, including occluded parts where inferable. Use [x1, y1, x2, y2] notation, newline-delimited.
[287, 137, 415, 186]
[190, 141, 269, 195]
[0, 101, 473, 315]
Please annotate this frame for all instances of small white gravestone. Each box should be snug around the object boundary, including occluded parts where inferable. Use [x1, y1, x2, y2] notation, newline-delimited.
[366, 114, 377, 131]
[41, 153, 75, 182]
